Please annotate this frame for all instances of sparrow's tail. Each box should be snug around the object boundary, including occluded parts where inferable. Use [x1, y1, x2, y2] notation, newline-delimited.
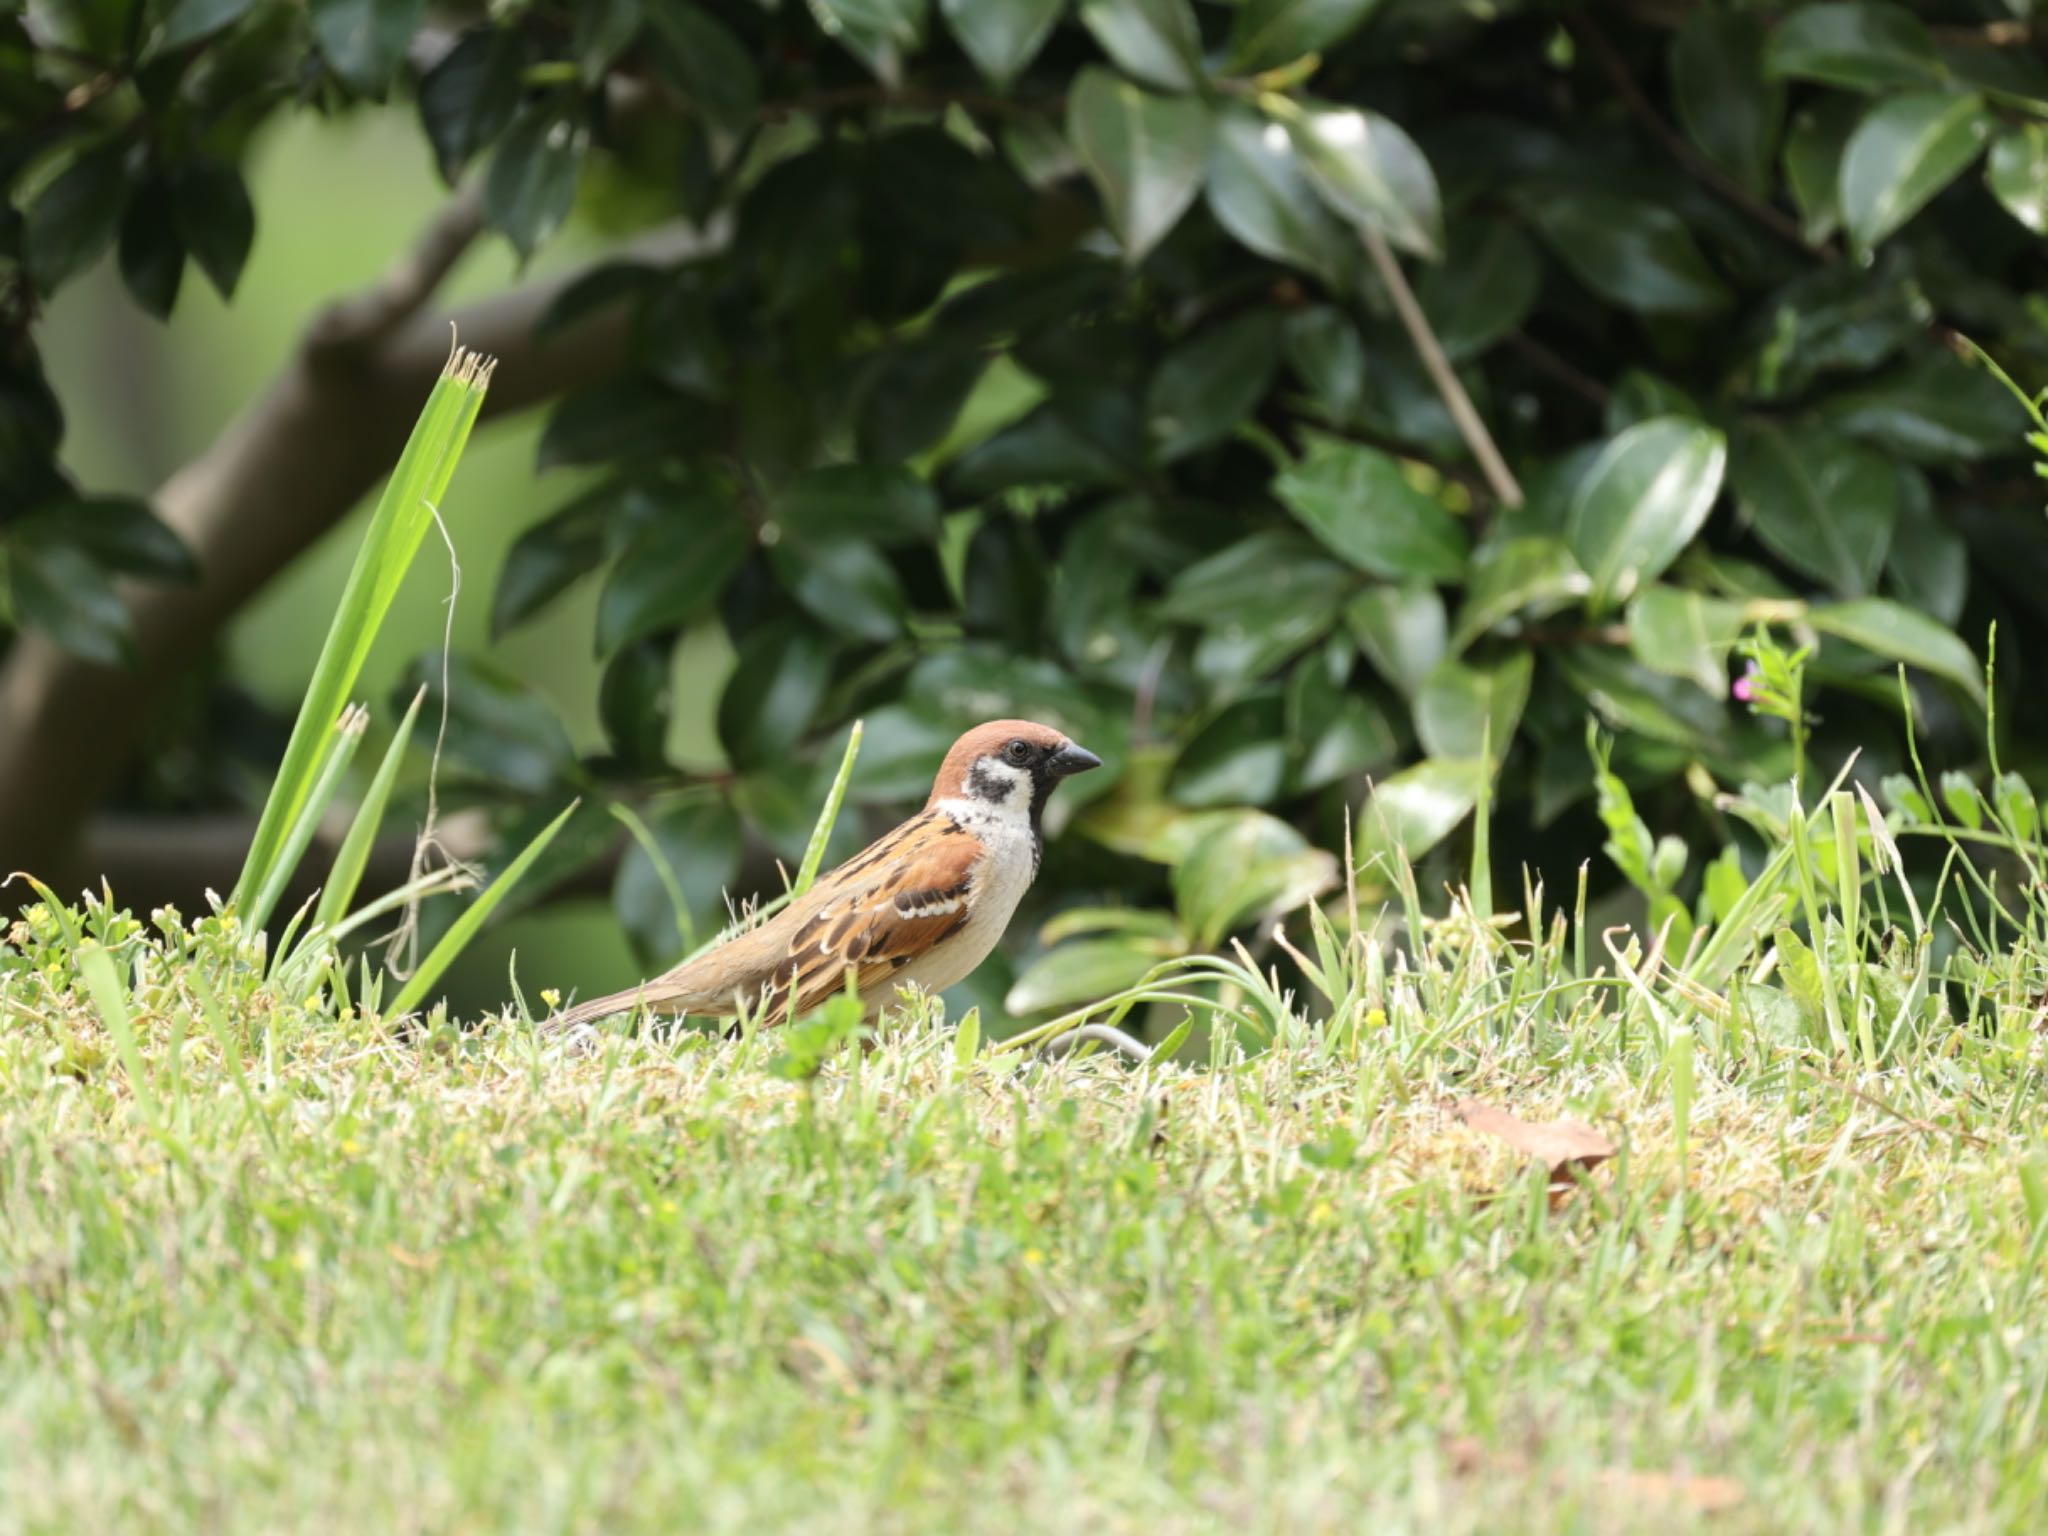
[539, 982, 683, 1036]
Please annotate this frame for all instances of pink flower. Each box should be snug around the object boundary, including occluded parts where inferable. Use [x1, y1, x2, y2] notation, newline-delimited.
[1732, 673, 1755, 702]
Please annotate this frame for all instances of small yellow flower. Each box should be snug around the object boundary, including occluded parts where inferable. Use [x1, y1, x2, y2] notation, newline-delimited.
[1365, 1007, 1388, 1030]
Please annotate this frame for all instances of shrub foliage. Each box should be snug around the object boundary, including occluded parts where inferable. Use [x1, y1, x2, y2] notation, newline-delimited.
[4, 1, 2046, 1006]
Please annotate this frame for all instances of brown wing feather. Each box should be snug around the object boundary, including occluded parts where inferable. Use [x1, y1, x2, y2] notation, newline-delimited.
[766, 811, 981, 1020]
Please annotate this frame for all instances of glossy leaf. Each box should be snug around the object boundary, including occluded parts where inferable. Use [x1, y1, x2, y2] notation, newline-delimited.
[485, 106, 587, 258]
[1345, 581, 1445, 697]
[1414, 652, 1531, 762]
[1763, 3, 1940, 92]
[1148, 309, 1282, 461]
[405, 654, 577, 794]
[595, 498, 751, 653]
[1273, 433, 1467, 581]
[1783, 97, 1860, 244]
[6, 543, 132, 664]
[774, 465, 939, 545]
[1356, 757, 1484, 874]
[1172, 696, 1290, 806]
[1732, 422, 1897, 597]
[718, 620, 836, 768]
[808, 0, 927, 84]
[772, 538, 908, 643]
[1283, 101, 1442, 258]
[1006, 937, 1170, 1014]
[159, 0, 257, 50]
[1627, 585, 1747, 695]
[13, 496, 194, 579]
[309, 0, 425, 96]
[1173, 810, 1336, 948]
[1554, 648, 1726, 752]
[1988, 124, 2048, 235]
[1567, 416, 1728, 612]
[1228, 0, 1384, 75]
[1067, 67, 1211, 262]
[1672, 9, 1782, 196]
[1884, 470, 1967, 625]
[1415, 220, 1540, 360]
[117, 175, 185, 318]
[1205, 106, 1355, 286]
[644, 1, 759, 124]
[1448, 536, 1588, 652]
[1839, 92, 1990, 254]
[1820, 352, 2026, 464]
[1809, 598, 1985, 705]
[1078, 0, 1204, 92]
[172, 157, 255, 300]
[599, 639, 672, 772]
[26, 140, 128, 292]
[418, 27, 531, 181]
[1526, 191, 1731, 316]
[941, 0, 1062, 86]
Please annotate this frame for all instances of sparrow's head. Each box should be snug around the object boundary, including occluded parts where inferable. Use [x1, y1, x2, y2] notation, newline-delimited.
[928, 719, 1103, 823]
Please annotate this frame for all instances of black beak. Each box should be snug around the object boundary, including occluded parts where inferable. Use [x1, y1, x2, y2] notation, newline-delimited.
[1049, 742, 1103, 777]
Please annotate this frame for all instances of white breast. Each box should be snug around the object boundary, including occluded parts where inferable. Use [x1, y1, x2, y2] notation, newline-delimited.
[884, 796, 1039, 1002]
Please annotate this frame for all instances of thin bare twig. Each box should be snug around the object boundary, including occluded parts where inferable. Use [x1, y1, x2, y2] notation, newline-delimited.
[1360, 229, 1525, 509]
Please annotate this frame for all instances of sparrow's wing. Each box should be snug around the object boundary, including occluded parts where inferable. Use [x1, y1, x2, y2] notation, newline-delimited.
[766, 809, 982, 1018]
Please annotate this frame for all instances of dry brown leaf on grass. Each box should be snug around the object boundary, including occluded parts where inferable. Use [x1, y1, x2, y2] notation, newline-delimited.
[1452, 1099, 1617, 1193]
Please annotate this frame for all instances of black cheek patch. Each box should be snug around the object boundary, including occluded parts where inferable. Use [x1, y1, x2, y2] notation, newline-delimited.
[965, 762, 1014, 802]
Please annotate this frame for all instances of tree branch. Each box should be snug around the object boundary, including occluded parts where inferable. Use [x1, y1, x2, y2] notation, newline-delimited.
[1360, 229, 1525, 510]
[0, 194, 720, 890]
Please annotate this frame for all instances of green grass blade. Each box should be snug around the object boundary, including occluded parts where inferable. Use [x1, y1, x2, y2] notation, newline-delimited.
[235, 348, 494, 915]
[78, 944, 158, 1131]
[312, 686, 429, 937]
[610, 800, 695, 952]
[793, 719, 863, 897]
[248, 705, 369, 937]
[387, 797, 580, 1018]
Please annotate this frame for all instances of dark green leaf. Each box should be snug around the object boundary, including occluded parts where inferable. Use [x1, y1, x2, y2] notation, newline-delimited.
[944, 405, 1130, 498]
[538, 378, 700, 470]
[612, 796, 741, 963]
[6, 542, 132, 665]
[26, 139, 128, 292]
[417, 27, 531, 181]
[1819, 351, 2026, 464]
[117, 174, 185, 319]
[1626, 585, 1746, 695]
[643, 2, 759, 126]
[485, 105, 587, 258]
[966, 514, 1048, 651]
[1524, 190, 1731, 316]
[1158, 530, 1352, 630]
[1356, 757, 1484, 874]
[600, 638, 672, 772]
[171, 156, 254, 300]
[1605, 371, 1702, 434]
[1228, 0, 1385, 76]
[809, 0, 927, 82]
[535, 261, 663, 341]
[1781, 96, 1860, 245]
[1763, 3, 1940, 92]
[1732, 422, 1896, 597]
[1147, 309, 1281, 461]
[1283, 306, 1368, 425]
[1414, 652, 1531, 761]
[405, 654, 576, 793]
[1415, 220, 1539, 360]
[1078, 0, 1204, 92]
[1345, 580, 1445, 696]
[1067, 66, 1211, 262]
[1839, 91, 1990, 254]
[858, 340, 990, 462]
[1205, 105, 1355, 287]
[309, 0, 426, 96]
[1172, 696, 1289, 806]
[596, 496, 751, 653]
[1567, 416, 1728, 612]
[772, 538, 907, 643]
[717, 620, 836, 769]
[493, 486, 615, 637]
[1006, 936, 1169, 1014]
[158, 0, 258, 51]
[940, 0, 1062, 87]
[634, 279, 728, 399]
[1173, 810, 1335, 947]
[1988, 124, 2048, 235]
[1671, 9, 1783, 197]
[1741, 256, 1925, 403]
[15, 495, 194, 579]
[1448, 536, 1587, 652]
[1809, 598, 1984, 705]
[1885, 469, 1966, 626]
[1553, 647, 1726, 752]
[1273, 433, 1467, 581]
[1283, 100, 1442, 258]
[774, 465, 939, 545]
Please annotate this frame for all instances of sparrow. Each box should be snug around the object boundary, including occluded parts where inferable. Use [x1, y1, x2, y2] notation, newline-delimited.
[543, 719, 1102, 1033]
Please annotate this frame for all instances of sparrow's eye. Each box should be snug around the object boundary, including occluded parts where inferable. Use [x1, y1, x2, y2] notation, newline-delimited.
[1005, 738, 1032, 764]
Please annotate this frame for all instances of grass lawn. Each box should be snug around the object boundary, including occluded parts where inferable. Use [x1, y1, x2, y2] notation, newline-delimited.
[6, 845, 2047, 1535]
